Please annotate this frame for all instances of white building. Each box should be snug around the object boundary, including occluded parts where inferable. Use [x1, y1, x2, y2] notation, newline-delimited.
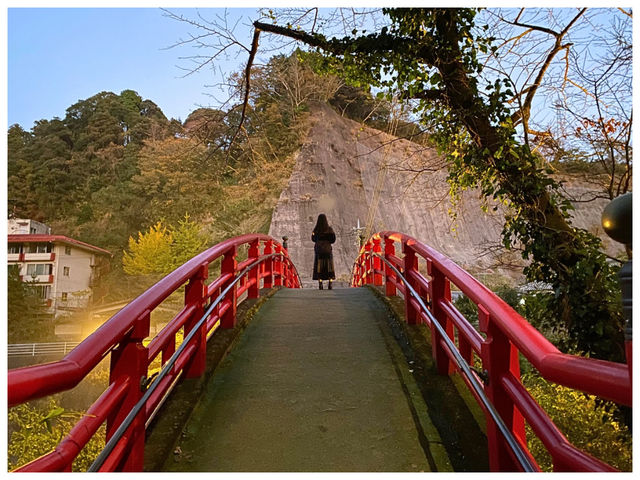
[8, 228, 111, 317]
[8, 218, 51, 235]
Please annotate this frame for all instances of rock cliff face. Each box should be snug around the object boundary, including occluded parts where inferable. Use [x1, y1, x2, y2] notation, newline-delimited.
[269, 104, 620, 286]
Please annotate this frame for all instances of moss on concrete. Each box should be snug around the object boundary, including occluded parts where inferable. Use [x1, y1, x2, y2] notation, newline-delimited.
[367, 285, 489, 471]
[143, 288, 281, 471]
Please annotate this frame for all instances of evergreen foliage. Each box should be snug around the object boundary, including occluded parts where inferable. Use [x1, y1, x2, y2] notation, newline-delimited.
[8, 398, 105, 472]
[7, 266, 53, 343]
[254, 8, 626, 361]
[122, 216, 209, 275]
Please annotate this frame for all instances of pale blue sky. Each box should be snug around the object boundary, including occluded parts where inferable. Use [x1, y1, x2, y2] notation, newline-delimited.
[8, 8, 258, 129]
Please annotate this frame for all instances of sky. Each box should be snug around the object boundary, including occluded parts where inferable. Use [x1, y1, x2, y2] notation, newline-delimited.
[7, 7, 259, 129]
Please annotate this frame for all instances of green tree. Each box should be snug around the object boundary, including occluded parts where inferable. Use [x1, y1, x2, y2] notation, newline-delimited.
[122, 221, 174, 275]
[122, 216, 209, 275]
[242, 8, 625, 361]
[170, 215, 210, 269]
[8, 399, 105, 472]
[7, 266, 52, 343]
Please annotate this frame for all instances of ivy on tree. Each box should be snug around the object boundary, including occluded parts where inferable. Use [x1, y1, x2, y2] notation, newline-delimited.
[249, 8, 624, 361]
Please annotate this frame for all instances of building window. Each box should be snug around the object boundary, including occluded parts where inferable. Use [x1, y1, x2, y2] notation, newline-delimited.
[61, 292, 68, 302]
[8, 244, 21, 254]
[63, 266, 70, 276]
[32, 285, 51, 300]
[28, 243, 52, 254]
[26, 263, 53, 277]
[65, 246, 71, 255]
[30, 227, 37, 234]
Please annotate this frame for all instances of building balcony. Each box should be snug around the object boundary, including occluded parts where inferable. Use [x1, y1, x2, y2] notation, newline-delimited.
[23, 252, 55, 261]
[7, 253, 21, 262]
[21, 274, 54, 284]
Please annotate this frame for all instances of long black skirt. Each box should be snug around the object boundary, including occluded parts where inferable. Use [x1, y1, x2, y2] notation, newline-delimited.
[312, 253, 335, 280]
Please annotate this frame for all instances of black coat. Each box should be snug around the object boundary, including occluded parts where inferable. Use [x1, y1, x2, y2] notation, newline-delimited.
[312, 229, 336, 258]
[312, 228, 336, 280]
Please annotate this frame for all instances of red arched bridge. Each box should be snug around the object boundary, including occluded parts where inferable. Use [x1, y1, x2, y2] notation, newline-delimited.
[7, 232, 632, 472]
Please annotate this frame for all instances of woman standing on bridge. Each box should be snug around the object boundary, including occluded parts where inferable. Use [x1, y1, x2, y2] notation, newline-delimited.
[312, 213, 336, 290]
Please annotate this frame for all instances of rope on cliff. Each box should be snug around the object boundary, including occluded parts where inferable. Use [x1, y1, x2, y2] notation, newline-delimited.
[363, 97, 404, 241]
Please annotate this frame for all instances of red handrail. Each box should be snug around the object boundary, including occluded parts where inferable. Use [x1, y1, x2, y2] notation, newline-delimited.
[351, 231, 631, 472]
[8, 234, 301, 472]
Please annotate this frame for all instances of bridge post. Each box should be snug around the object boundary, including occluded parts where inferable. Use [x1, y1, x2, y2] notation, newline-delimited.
[263, 240, 274, 289]
[221, 246, 238, 328]
[428, 261, 454, 375]
[274, 244, 283, 287]
[248, 239, 260, 298]
[281, 237, 290, 288]
[402, 243, 418, 324]
[372, 236, 383, 286]
[365, 242, 374, 285]
[184, 263, 208, 378]
[106, 311, 149, 471]
[384, 236, 396, 296]
[479, 305, 525, 471]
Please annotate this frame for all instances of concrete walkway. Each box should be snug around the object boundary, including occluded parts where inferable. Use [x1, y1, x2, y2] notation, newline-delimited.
[163, 288, 451, 472]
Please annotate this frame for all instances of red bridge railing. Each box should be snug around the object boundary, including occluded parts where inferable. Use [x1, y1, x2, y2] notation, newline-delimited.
[351, 231, 631, 472]
[8, 234, 301, 472]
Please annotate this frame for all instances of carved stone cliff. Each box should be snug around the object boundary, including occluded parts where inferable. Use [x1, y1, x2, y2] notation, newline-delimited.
[269, 104, 620, 286]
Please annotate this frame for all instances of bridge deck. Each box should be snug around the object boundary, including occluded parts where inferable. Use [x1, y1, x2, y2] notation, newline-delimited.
[162, 288, 452, 472]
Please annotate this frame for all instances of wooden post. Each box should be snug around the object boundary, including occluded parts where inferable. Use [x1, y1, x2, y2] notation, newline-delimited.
[373, 236, 383, 286]
[183, 263, 208, 378]
[274, 244, 283, 287]
[106, 311, 149, 471]
[402, 242, 418, 324]
[220, 246, 237, 328]
[263, 240, 273, 289]
[428, 261, 454, 375]
[384, 236, 396, 296]
[479, 305, 526, 471]
[281, 237, 290, 288]
[248, 239, 260, 299]
[365, 242, 374, 285]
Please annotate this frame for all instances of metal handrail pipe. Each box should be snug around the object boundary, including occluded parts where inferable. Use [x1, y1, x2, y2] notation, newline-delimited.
[372, 252, 537, 472]
[8, 234, 280, 407]
[500, 373, 615, 471]
[88, 252, 284, 472]
[379, 231, 631, 406]
[206, 272, 234, 298]
[438, 298, 484, 354]
[146, 303, 198, 361]
[15, 377, 130, 472]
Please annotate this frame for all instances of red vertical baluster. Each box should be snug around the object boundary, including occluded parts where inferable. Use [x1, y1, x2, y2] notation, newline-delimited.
[373, 236, 383, 286]
[220, 246, 238, 328]
[365, 242, 374, 285]
[281, 245, 290, 288]
[402, 242, 418, 324]
[248, 239, 260, 298]
[274, 244, 283, 287]
[479, 305, 526, 471]
[263, 240, 274, 289]
[106, 310, 149, 471]
[184, 263, 208, 378]
[428, 261, 454, 375]
[384, 235, 396, 296]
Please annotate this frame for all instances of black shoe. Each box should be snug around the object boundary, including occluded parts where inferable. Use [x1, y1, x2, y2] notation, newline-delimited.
[328, 282, 333, 290]
[319, 283, 323, 290]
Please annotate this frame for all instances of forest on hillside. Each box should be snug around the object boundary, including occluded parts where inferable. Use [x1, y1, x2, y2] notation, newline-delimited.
[8, 53, 418, 299]
[7, 9, 632, 472]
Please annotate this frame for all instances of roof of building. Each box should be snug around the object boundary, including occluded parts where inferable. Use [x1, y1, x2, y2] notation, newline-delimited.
[7, 234, 112, 257]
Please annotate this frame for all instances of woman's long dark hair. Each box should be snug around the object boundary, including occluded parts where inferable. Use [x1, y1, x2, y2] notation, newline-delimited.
[313, 213, 330, 233]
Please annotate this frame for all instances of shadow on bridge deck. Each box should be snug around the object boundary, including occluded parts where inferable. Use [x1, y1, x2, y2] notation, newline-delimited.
[149, 287, 486, 472]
